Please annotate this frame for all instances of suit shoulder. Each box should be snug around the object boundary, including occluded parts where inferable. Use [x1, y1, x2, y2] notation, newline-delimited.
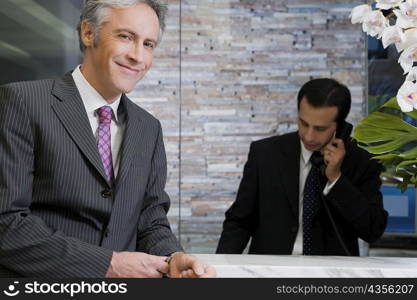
[348, 139, 374, 160]
[1, 79, 54, 91]
[251, 132, 297, 150]
[346, 139, 383, 171]
[1, 79, 54, 102]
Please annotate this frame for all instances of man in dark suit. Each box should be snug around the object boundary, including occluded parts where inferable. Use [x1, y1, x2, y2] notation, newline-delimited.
[0, 0, 214, 278]
[217, 78, 388, 256]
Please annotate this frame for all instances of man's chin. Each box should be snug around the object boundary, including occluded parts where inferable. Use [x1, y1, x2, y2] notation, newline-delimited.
[304, 143, 321, 152]
[116, 83, 137, 95]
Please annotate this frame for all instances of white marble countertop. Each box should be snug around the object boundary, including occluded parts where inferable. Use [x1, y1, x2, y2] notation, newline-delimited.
[193, 254, 417, 277]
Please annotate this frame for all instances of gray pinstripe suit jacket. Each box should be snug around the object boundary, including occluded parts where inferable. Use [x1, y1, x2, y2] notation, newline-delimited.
[0, 73, 182, 277]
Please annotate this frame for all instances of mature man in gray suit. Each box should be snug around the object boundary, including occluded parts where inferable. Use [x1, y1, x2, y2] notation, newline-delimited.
[0, 0, 215, 278]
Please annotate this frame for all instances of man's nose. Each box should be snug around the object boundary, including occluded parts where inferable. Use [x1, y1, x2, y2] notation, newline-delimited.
[304, 128, 315, 142]
[128, 43, 144, 63]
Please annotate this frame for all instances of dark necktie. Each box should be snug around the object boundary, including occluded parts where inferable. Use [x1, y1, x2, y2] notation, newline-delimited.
[302, 152, 322, 255]
[97, 106, 114, 185]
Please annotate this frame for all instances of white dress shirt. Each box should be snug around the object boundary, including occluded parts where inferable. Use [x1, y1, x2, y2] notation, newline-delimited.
[291, 141, 340, 255]
[72, 65, 124, 177]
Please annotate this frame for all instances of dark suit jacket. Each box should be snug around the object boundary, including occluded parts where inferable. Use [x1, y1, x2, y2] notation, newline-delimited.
[0, 73, 182, 277]
[216, 132, 388, 255]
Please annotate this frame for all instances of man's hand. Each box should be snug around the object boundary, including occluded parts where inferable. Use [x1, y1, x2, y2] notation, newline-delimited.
[322, 138, 346, 183]
[105, 252, 168, 278]
[168, 252, 216, 278]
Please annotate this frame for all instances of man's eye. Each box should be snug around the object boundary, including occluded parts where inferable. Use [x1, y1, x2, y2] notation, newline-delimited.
[144, 41, 155, 49]
[119, 34, 131, 40]
[316, 127, 326, 132]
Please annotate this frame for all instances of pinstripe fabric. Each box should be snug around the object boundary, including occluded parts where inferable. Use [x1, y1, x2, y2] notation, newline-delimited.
[0, 73, 182, 278]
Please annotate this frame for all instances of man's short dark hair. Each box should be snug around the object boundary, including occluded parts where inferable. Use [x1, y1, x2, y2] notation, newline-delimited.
[297, 78, 351, 124]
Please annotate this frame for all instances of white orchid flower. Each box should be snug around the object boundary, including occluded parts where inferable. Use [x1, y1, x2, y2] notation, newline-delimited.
[398, 43, 417, 73]
[394, 10, 417, 28]
[393, 9, 411, 28]
[350, 4, 372, 24]
[382, 25, 405, 48]
[396, 0, 417, 28]
[362, 10, 389, 37]
[376, 0, 405, 10]
[396, 28, 417, 51]
[406, 67, 417, 81]
[396, 81, 417, 112]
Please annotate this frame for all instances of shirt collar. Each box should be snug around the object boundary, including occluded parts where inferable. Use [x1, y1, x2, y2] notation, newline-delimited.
[72, 65, 121, 122]
[300, 139, 313, 166]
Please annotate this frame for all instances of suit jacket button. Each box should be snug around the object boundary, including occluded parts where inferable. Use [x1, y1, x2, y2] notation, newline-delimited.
[291, 226, 298, 233]
[104, 229, 110, 238]
[101, 190, 112, 198]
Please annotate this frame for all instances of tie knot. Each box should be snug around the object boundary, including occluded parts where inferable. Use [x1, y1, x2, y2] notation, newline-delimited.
[97, 106, 113, 124]
[310, 151, 323, 168]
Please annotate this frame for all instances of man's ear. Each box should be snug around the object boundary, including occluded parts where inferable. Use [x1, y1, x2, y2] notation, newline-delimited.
[80, 20, 94, 48]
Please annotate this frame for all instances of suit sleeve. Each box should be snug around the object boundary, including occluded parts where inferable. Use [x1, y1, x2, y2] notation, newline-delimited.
[216, 142, 259, 254]
[135, 121, 183, 255]
[324, 150, 388, 243]
[0, 85, 113, 277]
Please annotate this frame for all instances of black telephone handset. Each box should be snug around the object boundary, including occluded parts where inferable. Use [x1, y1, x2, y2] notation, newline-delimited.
[335, 121, 353, 143]
[310, 121, 353, 173]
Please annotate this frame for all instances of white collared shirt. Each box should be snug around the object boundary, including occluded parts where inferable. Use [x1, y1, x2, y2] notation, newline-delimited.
[291, 141, 340, 255]
[72, 65, 124, 177]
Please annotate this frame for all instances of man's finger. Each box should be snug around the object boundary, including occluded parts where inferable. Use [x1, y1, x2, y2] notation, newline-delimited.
[332, 138, 344, 148]
[325, 143, 338, 152]
[182, 269, 197, 278]
[190, 257, 204, 276]
[156, 261, 169, 274]
[200, 265, 217, 278]
[150, 269, 165, 278]
[149, 255, 169, 274]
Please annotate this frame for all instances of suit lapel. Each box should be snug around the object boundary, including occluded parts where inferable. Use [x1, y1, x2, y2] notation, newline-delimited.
[115, 95, 145, 188]
[276, 132, 301, 217]
[51, 73, 109, 186]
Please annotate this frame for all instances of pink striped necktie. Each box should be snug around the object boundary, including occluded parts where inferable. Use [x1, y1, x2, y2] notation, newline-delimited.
[96, 106, 114, 184]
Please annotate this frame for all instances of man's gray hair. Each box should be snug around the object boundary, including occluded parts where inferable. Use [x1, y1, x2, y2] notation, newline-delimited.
[77, 0, 167, 53]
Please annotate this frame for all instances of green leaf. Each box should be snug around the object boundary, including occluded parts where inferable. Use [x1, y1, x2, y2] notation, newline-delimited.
[396, 159, 417, 171]
[354, 125, 411, 142]
[382, 98, 401, 110]
[358, 112, 415, 132]
[353, 111, 417, 154]
[357, 136, 416, 154]
[398, 147, 417, 160]
[353, 96, 417, 188]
